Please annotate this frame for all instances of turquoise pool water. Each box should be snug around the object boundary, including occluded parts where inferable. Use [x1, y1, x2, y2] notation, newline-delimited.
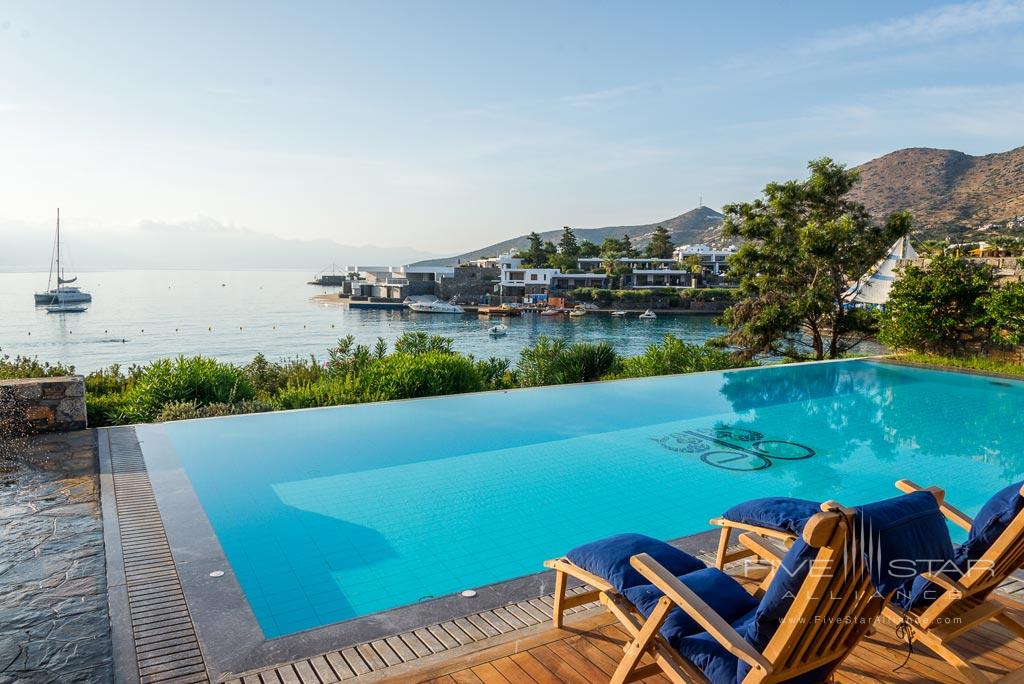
[155, 359, 1024, 638]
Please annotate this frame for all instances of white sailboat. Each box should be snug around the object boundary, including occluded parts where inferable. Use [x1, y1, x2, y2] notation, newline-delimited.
[34, 209, 92, 306]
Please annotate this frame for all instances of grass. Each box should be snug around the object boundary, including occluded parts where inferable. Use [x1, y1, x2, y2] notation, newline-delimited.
[892, 352, 1024, 378]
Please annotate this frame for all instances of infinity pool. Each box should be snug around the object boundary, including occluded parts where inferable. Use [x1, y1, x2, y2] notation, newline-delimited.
[147, 359, 1024, 637]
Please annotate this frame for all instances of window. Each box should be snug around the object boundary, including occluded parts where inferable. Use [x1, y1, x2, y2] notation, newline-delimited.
[530, 273, 537, 281]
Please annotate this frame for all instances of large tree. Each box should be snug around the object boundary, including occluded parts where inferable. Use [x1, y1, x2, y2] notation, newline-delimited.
[721, 158, 911, 360]
[645, 226, 675, 259]
[578, 240, 600, 259]
[523, 231, 546, 267]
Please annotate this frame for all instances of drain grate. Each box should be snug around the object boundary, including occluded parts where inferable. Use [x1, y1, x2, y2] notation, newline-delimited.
[108, 428, 209, 683]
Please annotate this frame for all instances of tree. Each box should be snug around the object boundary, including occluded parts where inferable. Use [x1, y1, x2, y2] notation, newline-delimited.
[982, 281, 1024, 348]
[877, 254, 994, 354]
[645, 226, 675, 259]
[600, 237, 624, 276]
[523, 231, 546, 267]
[721, 158, 911, 360]
[620, 233, 639, 258]
[558, 227, 580, 259]
[578, 240, 600, 258]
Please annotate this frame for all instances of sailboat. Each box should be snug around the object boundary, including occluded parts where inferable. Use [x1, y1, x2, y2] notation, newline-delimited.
[34, 209, 92, 306]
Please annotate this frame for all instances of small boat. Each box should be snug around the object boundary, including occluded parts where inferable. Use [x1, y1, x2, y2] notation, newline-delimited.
[46, 302, 88, 314]
[639, 309, 657, 319]
[568, 305, 587, 318]
[539, 308, 563, 316]
[34, 209, 92, 305]
[488, 324, 508, 336]
[478, 305, 521, 317]
[610, 310, 627, 317]
[406, 297, 465, 314]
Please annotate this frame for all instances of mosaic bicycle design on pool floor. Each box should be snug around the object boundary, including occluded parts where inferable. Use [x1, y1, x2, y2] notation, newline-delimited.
[651, 426, 815, 471]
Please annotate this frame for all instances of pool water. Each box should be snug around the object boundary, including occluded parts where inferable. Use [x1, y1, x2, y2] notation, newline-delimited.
[152, 359, 1024, 637]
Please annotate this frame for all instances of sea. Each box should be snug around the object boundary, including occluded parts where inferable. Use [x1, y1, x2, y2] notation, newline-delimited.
[0, 270, 728, 373]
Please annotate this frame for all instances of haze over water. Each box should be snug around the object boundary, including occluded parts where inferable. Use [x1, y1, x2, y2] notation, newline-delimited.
[0, 270, 727, 373]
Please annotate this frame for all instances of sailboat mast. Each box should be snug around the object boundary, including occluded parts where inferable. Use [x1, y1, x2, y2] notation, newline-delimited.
[56, 208, 61, 290]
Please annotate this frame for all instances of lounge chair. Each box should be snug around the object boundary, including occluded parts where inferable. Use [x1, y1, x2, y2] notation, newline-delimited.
[709, 479, 1024, 682]
[545, 491, 949, 683]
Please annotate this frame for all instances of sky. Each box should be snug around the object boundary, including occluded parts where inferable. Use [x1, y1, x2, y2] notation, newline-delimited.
[1, 0, 1023, 257]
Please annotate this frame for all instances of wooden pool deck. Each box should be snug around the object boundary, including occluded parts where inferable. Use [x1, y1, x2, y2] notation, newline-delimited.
[369, 586, 1024, 684]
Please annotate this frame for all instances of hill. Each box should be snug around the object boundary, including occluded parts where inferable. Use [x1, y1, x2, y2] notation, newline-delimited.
[412, 206, 725, 266]
[848, 145, 1024, 239]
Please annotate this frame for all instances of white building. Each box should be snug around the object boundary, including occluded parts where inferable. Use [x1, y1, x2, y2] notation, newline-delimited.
[672, 244, 737, 275]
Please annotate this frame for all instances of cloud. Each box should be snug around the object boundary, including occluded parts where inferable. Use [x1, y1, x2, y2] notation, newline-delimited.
[562, 82, 653, 107]
[138, 217, 246, 234]
[807, 0, 1024, 53]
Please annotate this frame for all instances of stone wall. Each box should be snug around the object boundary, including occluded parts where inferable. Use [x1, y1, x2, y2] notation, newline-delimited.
[0, 376, 87, 433]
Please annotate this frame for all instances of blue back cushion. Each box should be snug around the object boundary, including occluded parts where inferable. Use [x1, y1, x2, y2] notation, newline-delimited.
[742, 535, 819, 651]
[722, 497, 821, 535]
[623, 567, 758, 645]
[565, 533, 705, 592]
[902, 481, 1024, 609]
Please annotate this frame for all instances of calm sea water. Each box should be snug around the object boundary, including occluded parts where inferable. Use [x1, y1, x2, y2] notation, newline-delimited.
[0, 270, 726, 372]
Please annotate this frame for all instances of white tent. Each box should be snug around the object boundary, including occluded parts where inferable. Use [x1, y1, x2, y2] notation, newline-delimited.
[843, 236, 918, 307]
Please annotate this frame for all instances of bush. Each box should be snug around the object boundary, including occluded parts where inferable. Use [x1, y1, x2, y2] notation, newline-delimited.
[613, 335, 747, 378]
[879, 255, 995, 354]
[155, 400, 274, 422]
[516, 337, 619, 386]
[273, 377, 360, 410]
[983, 281, 1024, 348]
[86, 393, 129, 427]
[393, 332, 455, 356]
[0, 350, 75, 379]
[84, 364, 140, 397]
[117, 356, 255, 423]
[355, 352, 483, 401]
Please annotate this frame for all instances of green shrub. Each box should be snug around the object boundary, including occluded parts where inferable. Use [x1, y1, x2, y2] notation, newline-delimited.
[84, 364, 140, 397]
[474, 357, 514, 390]
[0, 350, 75, 379]
[355, 352, 483, 401]
[155, 400, 274, 422]
[86, 393, 129, 427]
[983, 281, 1024, 348]
[117, 356, 255, 423]
[516, 337, 618, 386]
[612, 335, 748, 378]
[393, 332, 455, 356]
[273, 377, 360, 410]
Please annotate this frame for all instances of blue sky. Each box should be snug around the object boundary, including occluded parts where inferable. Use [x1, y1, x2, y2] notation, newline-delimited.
[2, 1, 1023, 254]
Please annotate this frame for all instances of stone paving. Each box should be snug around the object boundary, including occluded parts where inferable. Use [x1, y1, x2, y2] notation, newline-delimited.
[0, 430, 113, 683]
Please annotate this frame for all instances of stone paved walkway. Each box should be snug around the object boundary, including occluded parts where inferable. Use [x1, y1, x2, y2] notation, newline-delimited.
[0, 431, 113, 683]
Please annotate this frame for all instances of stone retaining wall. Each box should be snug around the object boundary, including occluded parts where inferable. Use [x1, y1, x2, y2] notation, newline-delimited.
[0, 376, 87, 433]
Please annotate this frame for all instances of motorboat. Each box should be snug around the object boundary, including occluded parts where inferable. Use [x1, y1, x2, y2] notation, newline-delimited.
[34, 209, 93, 305]
[568, 305, 587, 317]
[488, 324, 508, 336]
[539, 308, 563, 316]
[406, 297, 465, 314]
[639, 309, 657, 319]
[610, 310, 627, 317]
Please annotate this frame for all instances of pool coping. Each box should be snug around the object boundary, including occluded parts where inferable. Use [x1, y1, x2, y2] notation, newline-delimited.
[119, 420, 724, 681]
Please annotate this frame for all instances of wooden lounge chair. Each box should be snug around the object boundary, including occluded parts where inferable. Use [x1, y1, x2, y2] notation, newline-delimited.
[709, 479, 1024, 682]
[883, 479, 1024, 683]
[546, 492, 948, 683]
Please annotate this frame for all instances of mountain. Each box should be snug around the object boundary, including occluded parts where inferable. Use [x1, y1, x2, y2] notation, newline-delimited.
[0, 218, 440, 272]
[848, 145, 1024, 239]
[412, 206, 725, 266]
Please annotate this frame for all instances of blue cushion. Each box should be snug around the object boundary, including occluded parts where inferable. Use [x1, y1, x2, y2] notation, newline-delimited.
[743, 535, 819, 651]
[721, 497, 821, 535]
[623, 567, 759, 645]
[565, 533, 705, 592]
[856, 490, 955, 598]
[901, 482, 1023, 609]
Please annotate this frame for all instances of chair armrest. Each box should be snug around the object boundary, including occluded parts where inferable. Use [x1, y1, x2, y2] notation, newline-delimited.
[895, 479, 973, 531]
[630, 553, 772, 675]
[739, 533, 786, 563]
[918, 571, 967, 599]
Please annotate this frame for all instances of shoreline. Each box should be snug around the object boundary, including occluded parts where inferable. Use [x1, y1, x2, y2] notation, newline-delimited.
[311, 293, 724, 316]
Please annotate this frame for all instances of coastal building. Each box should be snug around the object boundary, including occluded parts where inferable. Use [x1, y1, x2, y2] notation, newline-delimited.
[344, 264, 455, 299]
[673, 244, 737, 275]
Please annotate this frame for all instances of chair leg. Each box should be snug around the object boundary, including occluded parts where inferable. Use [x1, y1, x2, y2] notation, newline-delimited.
[552, 569, 568, 628]
[715, 526, 732, 569]
[611, 597, 672, 684]
[914, 630, 988, 684]
[994, 610, 1024, 640]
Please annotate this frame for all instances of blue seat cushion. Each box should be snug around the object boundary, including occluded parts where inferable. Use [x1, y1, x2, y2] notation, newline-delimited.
[565, 533, 705, 593]
[742, 535, 819, 651]
[623, 567, 759, 644]
[901, 482, 1023, 609]
[721, 497, 821, 535]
